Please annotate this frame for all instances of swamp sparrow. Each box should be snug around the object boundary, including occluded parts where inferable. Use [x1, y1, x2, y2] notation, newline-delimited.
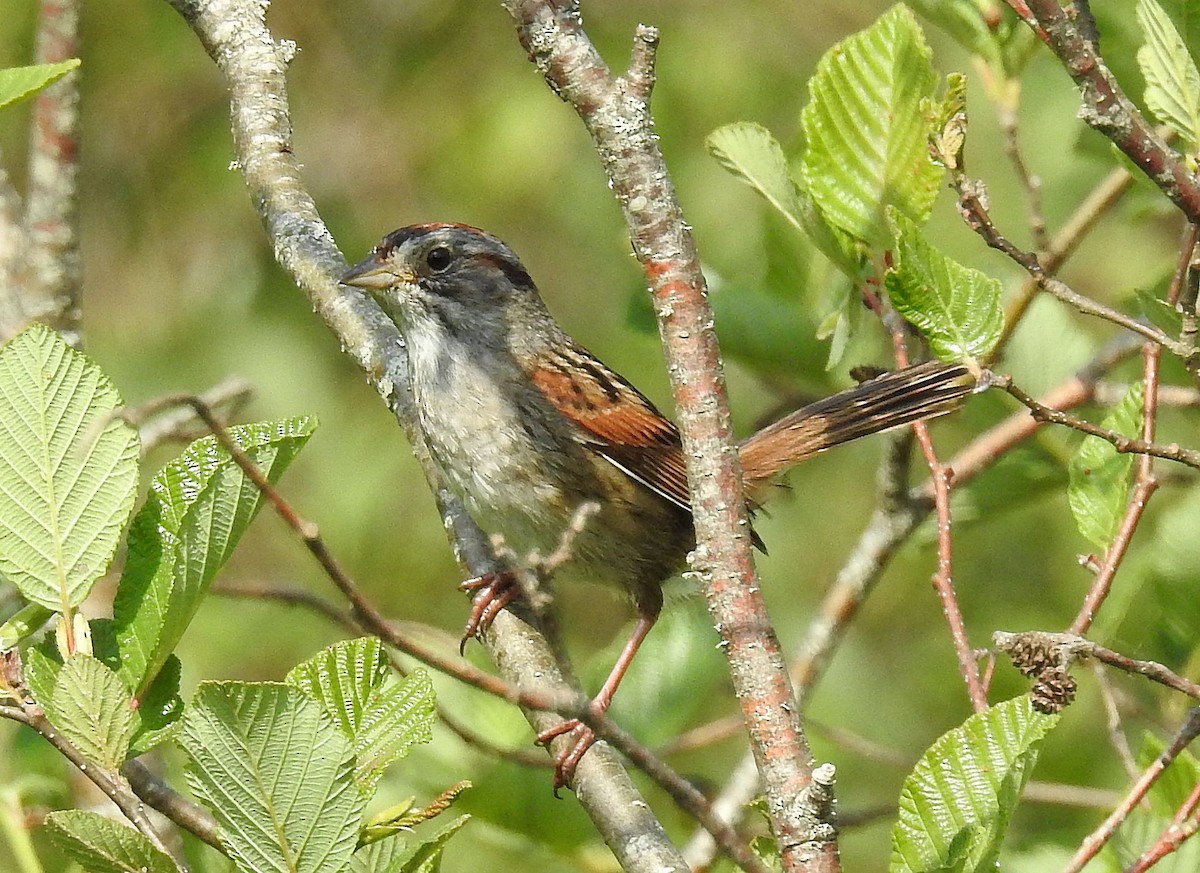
[341, 223, 976, 788]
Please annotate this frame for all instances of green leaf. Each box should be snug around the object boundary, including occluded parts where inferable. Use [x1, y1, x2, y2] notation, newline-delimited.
[349, 815, 470, 873]
[885, 211, 1004, 361]
[287, 638, 437, 795]
[43, 654, 136, 769]
[801, 4, 942, 247]
[112, 416, 316, 694]
[0, 324, 140, 612]
[707, 122, 866, 276]
[1067, 384, 1144, 549]
[1137, 288, 1185, 337]
[706, 123, 806, 233]
[890, 696, 1059, 873]
[1137, 0, 1200, 149]
[0, 60, 80, 112]
[361, 783, 471, 845]
[128, 654, 184, 755]
[180, 681, 365, 873]
[44, 810, 178, 873]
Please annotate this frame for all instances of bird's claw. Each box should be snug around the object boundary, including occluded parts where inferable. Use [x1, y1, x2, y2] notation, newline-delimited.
[537, 719, 597, 795]
[459, 570, 520, 654]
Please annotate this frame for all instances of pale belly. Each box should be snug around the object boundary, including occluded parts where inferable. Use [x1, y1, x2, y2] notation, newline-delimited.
[409, 331, 693, 592]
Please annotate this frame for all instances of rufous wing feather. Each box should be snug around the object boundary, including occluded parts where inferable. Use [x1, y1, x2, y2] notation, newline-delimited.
[529, 343, 693, 514]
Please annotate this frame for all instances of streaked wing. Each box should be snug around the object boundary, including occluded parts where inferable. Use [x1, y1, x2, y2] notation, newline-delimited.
[529, 343, 693, 513]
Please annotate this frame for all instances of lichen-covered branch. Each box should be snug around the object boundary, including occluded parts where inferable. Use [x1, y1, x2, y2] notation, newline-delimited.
[162, 2, 689, 869]
[500, 2, 836, 868]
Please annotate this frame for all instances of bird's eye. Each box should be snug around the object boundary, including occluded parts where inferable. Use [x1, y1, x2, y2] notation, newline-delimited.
[425, 246, 452, 272]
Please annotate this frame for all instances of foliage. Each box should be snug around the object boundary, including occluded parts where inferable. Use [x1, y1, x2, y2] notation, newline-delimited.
[0, 329, 459, 872]
[3, 0, 1200, 871]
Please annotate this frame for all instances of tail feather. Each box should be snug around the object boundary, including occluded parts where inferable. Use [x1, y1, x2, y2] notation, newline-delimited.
[739, 361, 976, 485]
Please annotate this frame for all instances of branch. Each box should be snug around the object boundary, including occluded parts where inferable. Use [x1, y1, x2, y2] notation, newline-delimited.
[501, 4, 834, 868]
[0, 704, 186, 869]
[18, 0, 84, 345]
[162, 2, 691, 870]
[1007, 0, 1200, 224]
[1064, 707, 1200, 873]
[998, 378, 1200, 470]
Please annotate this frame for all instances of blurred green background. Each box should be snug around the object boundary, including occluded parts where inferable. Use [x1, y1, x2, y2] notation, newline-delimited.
[2, 1, 1198, 871]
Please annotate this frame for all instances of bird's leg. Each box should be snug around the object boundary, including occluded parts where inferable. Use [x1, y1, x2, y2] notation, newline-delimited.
[459, 570, 521, 653]
[537, 584, 662, 793]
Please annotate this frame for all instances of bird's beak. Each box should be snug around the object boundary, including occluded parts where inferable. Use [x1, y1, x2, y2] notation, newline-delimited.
[339, 255, 401, 290]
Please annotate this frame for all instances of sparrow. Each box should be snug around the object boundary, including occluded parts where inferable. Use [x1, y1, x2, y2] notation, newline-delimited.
[341, 223, 976, 789]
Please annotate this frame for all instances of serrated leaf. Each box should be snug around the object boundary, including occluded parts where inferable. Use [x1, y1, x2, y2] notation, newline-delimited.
[1068, 384, 1144, 549]
[707, 123, 806, 232]
[85, 619, 183, 754]
[44, 809, 178, 873]
[885, 211, 1004, 361]
[0, 324, 140, 612]
[22, 638, 63, 705]
[890, 696, 1059, 873]
[287, 637, 390, 738]
[43, 654, 135, 769]
[801, 4, 942, 247]
[180, 681, 365, 873]
[288, 639, 437, 795]
[707, 122, 866, 276]
[349, 815, 469, 873]
[112, 416, 316, 695]
[1137, 288, 1185, 337]
[1137, 0, 1200, 148]
[0, 60, 80, 112]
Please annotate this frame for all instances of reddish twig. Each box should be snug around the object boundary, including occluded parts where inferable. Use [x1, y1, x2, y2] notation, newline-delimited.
[1126, 778, 1200, 872]
[501, 3, 833, 869]
[1006, 0, 1200, 224]
[1064, 708, 1200, 873]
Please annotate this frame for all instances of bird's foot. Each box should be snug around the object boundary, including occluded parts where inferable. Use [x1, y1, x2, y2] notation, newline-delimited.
[459, 570, 520, 653]
[537, 718, 598, 796]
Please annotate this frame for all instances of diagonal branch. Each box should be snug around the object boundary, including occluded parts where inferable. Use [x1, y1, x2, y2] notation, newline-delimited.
[1006, 0, 1200, 224]
[161, 2, 693, 870]
[500, 3, 836, 869]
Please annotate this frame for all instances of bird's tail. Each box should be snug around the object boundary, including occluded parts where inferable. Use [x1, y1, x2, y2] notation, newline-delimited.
[739, 360, 978, 485]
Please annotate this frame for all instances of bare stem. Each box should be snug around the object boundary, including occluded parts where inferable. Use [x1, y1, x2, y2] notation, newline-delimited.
[0, 705, 187, 869]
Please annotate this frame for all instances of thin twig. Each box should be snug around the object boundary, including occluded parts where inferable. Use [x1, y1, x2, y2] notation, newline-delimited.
[1091, 662, 1140, 781]
[0, 705, 186, 869]
[1064, 708, 1200, 873]
[998, 104, 1048, 252]
[127, 377, 254, 453]
[993, 163, 1136, 358]
[951, 171, 1191, 359]
[1126, 778, 1200, 872]
[998, 378, 1200, 470]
